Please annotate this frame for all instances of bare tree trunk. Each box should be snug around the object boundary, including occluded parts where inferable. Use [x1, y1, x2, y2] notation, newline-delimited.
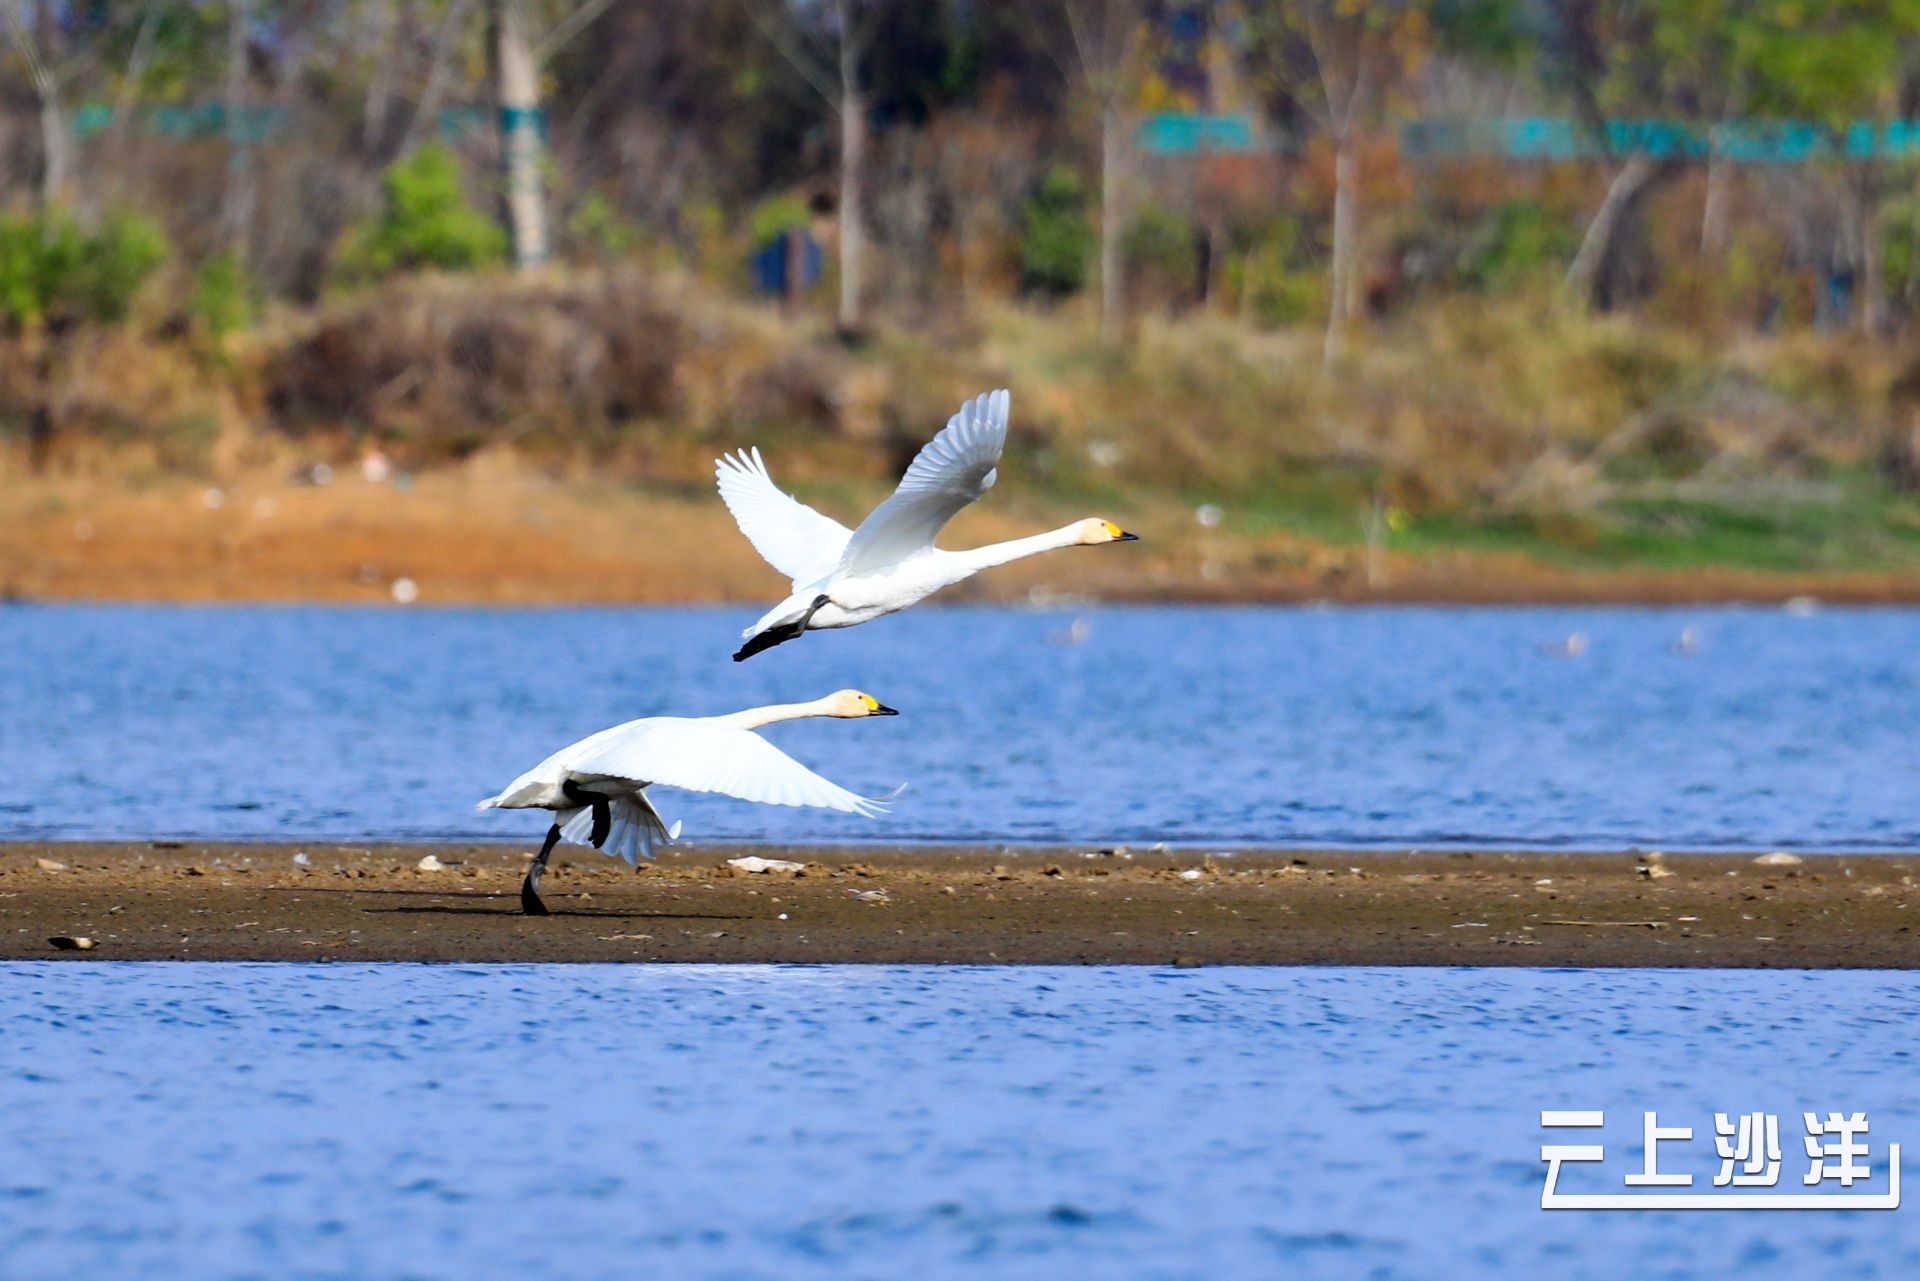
[1699, 129, 1730, 258]
[835, 0, 865, 335]
[37, 93, 68, 210]
[398, 0, 476, 158]
[782, 226, 807, 316]
[1566, 152, 1666, 310]
[1324, 131, 1358, 367]
[221, 0, 255, 254]
[1099, 101, 1125, 342]
[13, 0, 72, 210]
[361, 0, 396, 152]
[96, 4, 159, 214]
[4, 0, 71, 211]
[1853, 169, 1889, 338]
[492, 0, 548, 271]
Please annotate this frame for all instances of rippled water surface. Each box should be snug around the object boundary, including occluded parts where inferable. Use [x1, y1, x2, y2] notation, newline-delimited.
[2, 963, 1915, 1279]
[0, 603, 1914, 848]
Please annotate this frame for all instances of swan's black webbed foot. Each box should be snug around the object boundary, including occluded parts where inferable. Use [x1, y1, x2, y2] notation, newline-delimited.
[521, 823, 562, 916]
[520, 876, 551, 916]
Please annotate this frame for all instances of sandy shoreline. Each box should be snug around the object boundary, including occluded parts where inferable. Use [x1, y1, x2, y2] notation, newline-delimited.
[3, 841, 1915, 967]
[7, 468, 1920, 606]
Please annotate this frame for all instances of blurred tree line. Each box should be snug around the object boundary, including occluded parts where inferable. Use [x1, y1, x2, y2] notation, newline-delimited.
[4, 0, 1920, 359]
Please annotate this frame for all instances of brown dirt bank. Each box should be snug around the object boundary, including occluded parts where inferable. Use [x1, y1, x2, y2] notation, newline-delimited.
[4, 842, 1916, 967]
[5, 466, 1919, 605]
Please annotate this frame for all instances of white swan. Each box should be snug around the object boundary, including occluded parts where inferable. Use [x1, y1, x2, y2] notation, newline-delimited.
[717, 388, 1139, 660]
[477, 689, 899, 914]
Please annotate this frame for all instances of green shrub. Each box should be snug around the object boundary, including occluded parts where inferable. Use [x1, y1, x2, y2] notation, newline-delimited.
[0, 208, 167, 330]
[187, 249, 260, 340]
[1882, 196, 1920, 312]
[1124, 203, 1198, 303]
[1459, 198, 1577, 292]
[747, 192, 811, 247]
[567, 192, 650, 261]
[1019, 165, 1095, 298]
[1227, 221, 1320, 328]
[333, 143, 506, 281]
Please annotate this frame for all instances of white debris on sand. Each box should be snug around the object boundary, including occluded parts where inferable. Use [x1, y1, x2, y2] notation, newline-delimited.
[1753, 852, 1805, 867]
[728, 856, 806, 874]
[35, 858, 67, 872]
[417, 854, 449, 871]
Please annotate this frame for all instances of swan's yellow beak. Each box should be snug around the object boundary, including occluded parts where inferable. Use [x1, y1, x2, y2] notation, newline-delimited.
[858, 693, 900, 716]
[1103, 520, 1140, 542]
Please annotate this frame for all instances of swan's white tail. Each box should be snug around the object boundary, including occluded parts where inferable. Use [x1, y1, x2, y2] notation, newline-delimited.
[557, 794, 681, 866]
[742, 590, 817, 641]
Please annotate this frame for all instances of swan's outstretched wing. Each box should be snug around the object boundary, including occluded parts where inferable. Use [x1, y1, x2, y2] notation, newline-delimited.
[716, 448, 854, 588]
[566, 719, 888, 817]
[835, 388, 1009, 576]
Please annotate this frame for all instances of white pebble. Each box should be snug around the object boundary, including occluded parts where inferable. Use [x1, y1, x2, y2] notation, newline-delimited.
[728, 856, 805, 874]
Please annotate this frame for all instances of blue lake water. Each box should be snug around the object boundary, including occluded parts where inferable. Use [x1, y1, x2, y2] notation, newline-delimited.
[0, 602, 1915, 849]
[2, 963, 1915, 1279]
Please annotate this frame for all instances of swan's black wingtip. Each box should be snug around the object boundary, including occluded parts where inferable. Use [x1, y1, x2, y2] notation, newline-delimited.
[733, 623, 804, 662]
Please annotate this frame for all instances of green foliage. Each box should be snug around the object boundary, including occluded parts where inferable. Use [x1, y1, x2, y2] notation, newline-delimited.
[334, 144, 506, 281]
[1736, 0, 1920, 126]
[1432, 0, 1531, 65]
[187, 249, 260, 341]
[1226, 222, 1320, 328]
[568, 192, 647, 259]
[1459, 199, 1578, 291]
[1880, 196, 1920, 310]
[1019, 166, 1095, 299]
[0, 208, 168, 331]
[747, 193, 811, 247]
[1123, 204, 1198, 299]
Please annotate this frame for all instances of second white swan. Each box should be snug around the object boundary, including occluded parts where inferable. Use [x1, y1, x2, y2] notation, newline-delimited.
[478, 689, 899, 914]
[717, 388, 1139, 660]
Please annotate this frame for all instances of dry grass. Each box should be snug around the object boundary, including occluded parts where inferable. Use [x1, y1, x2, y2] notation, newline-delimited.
[3, 266, 1919, 586]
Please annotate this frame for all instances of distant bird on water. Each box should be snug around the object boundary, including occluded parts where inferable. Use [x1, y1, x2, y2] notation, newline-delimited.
[717, 389, 1140, 661]
[1537, 631, 1590, 659]
[478, 690, 900, 915]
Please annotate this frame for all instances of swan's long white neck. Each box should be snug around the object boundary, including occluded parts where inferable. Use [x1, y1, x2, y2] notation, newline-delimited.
[947, 524, 1086, 575]
[713, 697, 836, 731]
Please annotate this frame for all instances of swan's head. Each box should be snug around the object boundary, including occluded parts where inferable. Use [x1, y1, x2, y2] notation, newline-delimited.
[1076, 518, 1140, 546]
[825, 689, 900, 718]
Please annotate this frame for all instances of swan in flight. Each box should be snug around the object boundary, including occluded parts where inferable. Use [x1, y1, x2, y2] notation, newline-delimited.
[717, 388, 1138, 661]
[477, 690, 899, 915]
